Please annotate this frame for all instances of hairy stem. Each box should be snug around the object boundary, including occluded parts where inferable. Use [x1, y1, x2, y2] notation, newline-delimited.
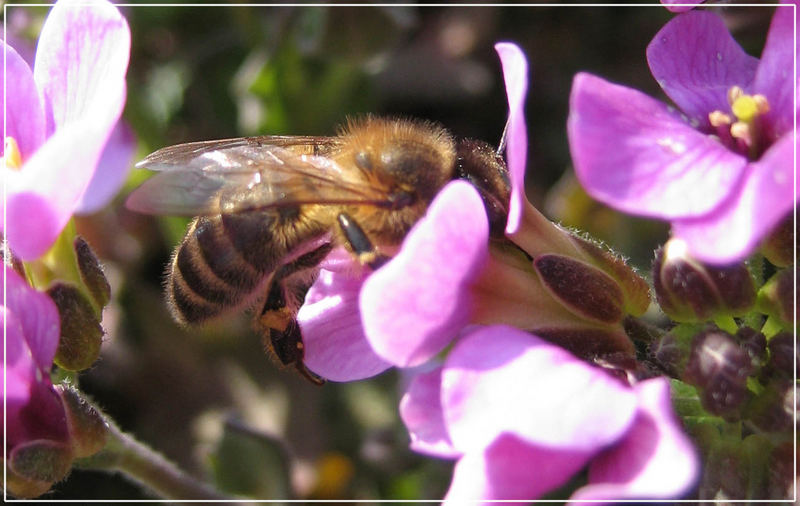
[72, 391, 232, 501]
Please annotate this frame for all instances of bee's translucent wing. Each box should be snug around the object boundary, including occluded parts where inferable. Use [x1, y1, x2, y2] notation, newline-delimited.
[126, 135, 393, 216]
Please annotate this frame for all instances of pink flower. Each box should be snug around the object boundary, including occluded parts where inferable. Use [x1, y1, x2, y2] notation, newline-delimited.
[2, 0, 133, 260]
[2, 266, 68, 454]
[568, 6, 796, 264]
[400, 326, 699, 502]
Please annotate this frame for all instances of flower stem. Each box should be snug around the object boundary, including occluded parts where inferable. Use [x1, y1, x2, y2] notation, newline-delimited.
[72, 393, 232, 500]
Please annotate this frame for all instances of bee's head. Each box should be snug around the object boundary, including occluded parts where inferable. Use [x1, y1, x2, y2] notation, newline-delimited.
[345, 116, 457, 206]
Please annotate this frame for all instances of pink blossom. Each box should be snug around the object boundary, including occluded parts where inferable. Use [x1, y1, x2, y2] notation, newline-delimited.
[568, 7, 796, 264]
[2, 0, 132, 260]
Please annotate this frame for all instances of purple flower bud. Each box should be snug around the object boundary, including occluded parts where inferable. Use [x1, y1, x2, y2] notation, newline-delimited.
[534, 254, 624, 324]
[653, 240, 755, 322]
[733, 326, 767, 369]
[652, 328, 693, 378]
[763, 332, 798, 379]
[684, 329, 753, 420]
[767, 442, 794, 499]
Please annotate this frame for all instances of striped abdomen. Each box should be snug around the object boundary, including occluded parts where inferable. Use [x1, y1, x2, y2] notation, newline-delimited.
[167, 208, 324, 325]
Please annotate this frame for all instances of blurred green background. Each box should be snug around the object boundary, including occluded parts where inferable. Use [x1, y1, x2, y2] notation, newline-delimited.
[6, 3, 774, 500]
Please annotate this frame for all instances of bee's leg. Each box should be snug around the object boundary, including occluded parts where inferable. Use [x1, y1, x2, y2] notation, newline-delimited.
[337, 213, 390, 270]
[257, 243, 331, 385]
[267, 322, 325, 386]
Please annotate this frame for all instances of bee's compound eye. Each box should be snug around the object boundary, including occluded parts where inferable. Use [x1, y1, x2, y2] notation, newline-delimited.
[355, 151, 373, 171]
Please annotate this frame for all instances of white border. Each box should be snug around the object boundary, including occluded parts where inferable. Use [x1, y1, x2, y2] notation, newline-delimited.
[2, 2, 796, 504]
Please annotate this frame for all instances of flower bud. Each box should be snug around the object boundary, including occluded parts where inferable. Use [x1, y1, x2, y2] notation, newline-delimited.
[767, 442, 794, 499]
[8, 439, 73, 485]
[569, 234, 651, 316]
[684, 329, 753, 420]
[534, 254, 624, 324]
[756, 269, 795, 329]
[652, 325, 696, 378]
[47, 282, 104, 371]
[6, 467, 53, 499]
[57, 385, 109, 458]
[74, 236, 111, 311]
[733, 327, 767, 369]
[653, 240, 755, 322]
[760, 214, 794, 267]
[763, 332, 798, 379]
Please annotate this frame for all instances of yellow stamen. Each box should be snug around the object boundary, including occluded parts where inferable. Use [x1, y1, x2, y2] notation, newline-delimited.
[731, 95, 759, 123]
[727, 85, 744, 105]
[709, 110, 732, 127]
[753, 94, 770, 114]
[4, 137, 22, 170]
[730, 121, 752, 145]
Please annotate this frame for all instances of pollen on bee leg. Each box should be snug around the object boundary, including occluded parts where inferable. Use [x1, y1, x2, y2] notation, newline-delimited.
[3, 137, 22, 170]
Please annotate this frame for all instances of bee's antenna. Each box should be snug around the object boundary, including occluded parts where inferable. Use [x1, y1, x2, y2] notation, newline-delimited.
[496, 115, 510, 156]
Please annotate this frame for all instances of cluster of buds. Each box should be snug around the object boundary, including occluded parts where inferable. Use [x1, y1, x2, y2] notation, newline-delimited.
[649, 234, 796, 500]
[5, 236, 112, 497]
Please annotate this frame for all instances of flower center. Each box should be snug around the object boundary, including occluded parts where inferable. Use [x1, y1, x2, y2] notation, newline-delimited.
[708, 86, 770, 160]
[3, 137, 23, 170]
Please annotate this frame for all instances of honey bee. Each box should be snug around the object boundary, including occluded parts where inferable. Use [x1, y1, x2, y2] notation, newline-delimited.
[126, 116, 510, 384]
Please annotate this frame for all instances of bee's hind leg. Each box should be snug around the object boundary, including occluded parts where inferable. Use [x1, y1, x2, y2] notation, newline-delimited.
[337, 213, 390, 270]
[257, 243, 332, 385]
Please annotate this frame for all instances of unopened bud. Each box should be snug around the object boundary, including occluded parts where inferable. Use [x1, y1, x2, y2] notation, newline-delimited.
[8, 439, 73, 484]
[757, 269, 795, 329]
[764, 332, 798, 379]
[652, 325, 696, 377]
[760, 215, 794, 267]
[734, 327, 767, 369]
[534, 326, 635, 359]
[534, 254, 623, 324]
[570, 235, 651, 316]
[6, 466, 53, 498]
[684, 329, 753, 420]
[47, 283, 103, 371]
[74, 236, 111, 311]
[653, 240, 755, 322]
[57, 386, 109, 458]
[767, 442, 794, 499]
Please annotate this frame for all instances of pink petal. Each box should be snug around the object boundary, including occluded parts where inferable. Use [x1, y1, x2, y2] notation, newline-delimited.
[571, 378, 699, 502]
[568, 72, 749, 220]
[361, 181, 489, 367]
[671, 132, 796, 264]
[3, 266, 60, 371]
[442, 326, 637, 454]
[6, 112, 122, 259]
[399, 367, 461, 458]
[4, 308, 35, 402]
[75, 120, 136, 214]
[660, 0, 703, 12]
[33, 0, 130, 133]
[444, 433, 591, 503]
[495, 42, 529, 236]
[299, 269, 391, 382]
[753, 3, 797, 141]
[647, 10, 759, 130]
[2, 39, 45, 160]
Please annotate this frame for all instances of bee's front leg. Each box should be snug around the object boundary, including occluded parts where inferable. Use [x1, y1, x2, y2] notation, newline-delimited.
[337, 213, 391, 270]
